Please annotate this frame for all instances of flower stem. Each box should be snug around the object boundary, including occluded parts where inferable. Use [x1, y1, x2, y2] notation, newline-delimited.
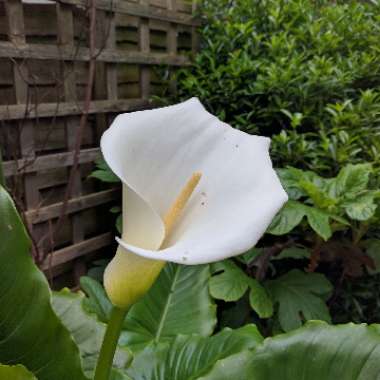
[94, 306, 128, 380]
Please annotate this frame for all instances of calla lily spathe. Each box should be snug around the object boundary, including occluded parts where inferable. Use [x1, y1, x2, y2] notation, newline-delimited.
[101, 98, 288, 308]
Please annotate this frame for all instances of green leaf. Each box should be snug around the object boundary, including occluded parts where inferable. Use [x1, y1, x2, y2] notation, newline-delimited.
[267, 200, 306, 235]
[52, 289, 131, 378]
[343, 193, 377, 221]
[126, 325, 263, 380]
[209, 261, 249, 301]
[110, 206, 121, 213]
[265, 269, 333, 331]
[119, 263, 217, 351]
[299, 180, 337, 209]
[276, 167, 306, 200]
[210, 260, 273, 318]
[304, 206, 332, 240]
[116, 214, 123, 234]
[0, 186, 87, 380]
[90, 169, 120, 183]
[80, 276, 112, 323]
[0, 364, 37, 380]
[199, 321, 380, 380]
[334, 163, 372, 197]
[248, 279, 273, 319]
[272, 247, 310, 260]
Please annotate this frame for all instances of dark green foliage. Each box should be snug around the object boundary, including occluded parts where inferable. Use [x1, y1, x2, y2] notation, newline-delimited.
[88, 0, 380, 335]
[269, 164, 380, 240]
[167, 0, 380, 174]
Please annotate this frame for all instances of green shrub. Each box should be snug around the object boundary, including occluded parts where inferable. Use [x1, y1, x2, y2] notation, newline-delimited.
[167, 0, 380, 174]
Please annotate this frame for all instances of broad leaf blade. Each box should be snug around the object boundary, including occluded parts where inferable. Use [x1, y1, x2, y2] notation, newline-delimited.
[304, 206, 332, 240]
[52, 289, 131, 378]
[0, 364, 36, 380]
[343, 193, 377, 221]
[248, 279, 273, 319]
[126, 325, 263, 380]
[81, 276, 112, 323]
[120, 263, 216, 351]
[200, 321, 380, 380]
[267, 200, 305, 235]
[210, 260, 273, 318]
[334, 163, 372, 197]
[209, 260, 249, 301]
[265, 269, 332, 331]
[0, 186, 87, 380]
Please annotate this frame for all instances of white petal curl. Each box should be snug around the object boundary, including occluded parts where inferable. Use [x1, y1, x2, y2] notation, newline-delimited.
[101, 98, 288, 265]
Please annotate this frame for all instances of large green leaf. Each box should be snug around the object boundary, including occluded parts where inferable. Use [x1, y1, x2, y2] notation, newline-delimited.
[119, 263, 216, 351]
[82, 265, 216, 349]
[200, 321, 380, 380]
[209, 260, 249, 301]
[81, 276, 112, 323]
[0, 364, 36, 379]
[265, 269, 332, 331]
[267, 200, 306, 235]
[52, 289, 131, 378]
[343, 193, 377, 221]
[126, 325, 263, 380]
[0, 186, 87, 380]
[209, 260, 273, 318]
[299, 180, 337, 209]
[333, 163, 372, 197]
[304, 206, 332, 240]
[90, 157, 120, 183]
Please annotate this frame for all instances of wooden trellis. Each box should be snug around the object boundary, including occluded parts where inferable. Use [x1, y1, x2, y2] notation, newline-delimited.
[0, 0, 198, 286]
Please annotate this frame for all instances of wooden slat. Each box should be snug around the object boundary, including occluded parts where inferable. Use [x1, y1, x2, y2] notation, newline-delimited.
[41, 232, 113, 270]
[106, 12, 118, 100]
[139, 0, 150, 99]
[0, 98, 151, 120]
[167, 0, 177, 94]
[0, 0, 199, 279]
[57, 2, 84, 251]
[59, 0, 198, 26]
[26, 188, 120, 223]
[0, 41, 191, 65]
[191, 0, 199, 54]
[3, 147, 101, 176]
[94, 10, 109, 141]
[5, 0, 40, 210]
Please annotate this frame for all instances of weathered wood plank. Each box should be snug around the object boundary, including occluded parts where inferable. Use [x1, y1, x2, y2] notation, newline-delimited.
[139, 0, 150, 99]
[191, 0, 199, 54]
[0, 98, 151, 120]
[3, 147, 101, 176]
[106, 12, 118, 100]
[5, 0, 40, 210]
[167, 0, 177, 94]
[59, 0, 198, 25]
[26, 188, 120, 223]
[41, 232, 113, 270]
[0, 41, 191, 65]
[57, 2, 84, 248]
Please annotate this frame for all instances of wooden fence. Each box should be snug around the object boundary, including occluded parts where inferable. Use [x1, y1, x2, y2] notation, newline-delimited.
[0, 0, 198, 287]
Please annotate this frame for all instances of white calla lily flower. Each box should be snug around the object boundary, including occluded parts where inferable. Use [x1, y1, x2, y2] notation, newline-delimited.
[100, 98, 288, 308]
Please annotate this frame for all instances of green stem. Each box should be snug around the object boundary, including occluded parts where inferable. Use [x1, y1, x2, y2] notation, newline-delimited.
[94, 306, 128, 380]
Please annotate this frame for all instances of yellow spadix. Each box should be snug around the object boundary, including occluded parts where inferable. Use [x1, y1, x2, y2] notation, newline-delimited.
[104, 172, 202, 309]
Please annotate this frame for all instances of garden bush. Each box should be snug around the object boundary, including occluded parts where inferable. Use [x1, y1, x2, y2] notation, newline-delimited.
[164, 0, 380, 174]
[157, 0, 380, 331]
